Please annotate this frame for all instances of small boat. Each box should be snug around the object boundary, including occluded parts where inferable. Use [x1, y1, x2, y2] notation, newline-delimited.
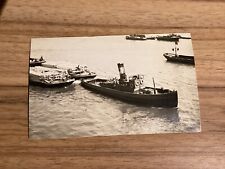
[29, 66, 74, 87]
[30, 57, 46, 67]
[156, 34, 180, 42]
[163, 53, 195, 65]
[126, 34, 147, 40]
[163, 41, 195, 65]
[67, 65, 97, 80]
[81, 63, 178, 107]
[156, 34, 191, 42]
[146, 37, 156, 40]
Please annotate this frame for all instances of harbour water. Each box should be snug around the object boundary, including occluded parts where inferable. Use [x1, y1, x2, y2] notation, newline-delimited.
[29, 34, 201, 139]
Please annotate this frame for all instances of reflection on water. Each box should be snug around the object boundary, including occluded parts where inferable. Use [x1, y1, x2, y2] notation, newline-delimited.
[120, 106, 179, 123]
[30, 84, 76, 94]
[29, 34, 201, 139]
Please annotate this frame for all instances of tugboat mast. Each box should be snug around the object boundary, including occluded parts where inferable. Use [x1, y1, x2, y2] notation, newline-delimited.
[152, 78, 156, 94]
[172, 41, 179, 57]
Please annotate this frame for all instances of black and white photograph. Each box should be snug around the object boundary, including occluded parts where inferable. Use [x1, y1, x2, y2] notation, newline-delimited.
[29, 33, 201, 139]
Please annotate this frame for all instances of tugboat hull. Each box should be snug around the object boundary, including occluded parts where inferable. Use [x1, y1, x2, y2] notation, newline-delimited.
[81, 79, 178, 107]
[163, 53, 195, 65]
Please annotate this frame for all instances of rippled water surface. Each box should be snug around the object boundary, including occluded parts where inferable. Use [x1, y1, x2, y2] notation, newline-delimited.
[29, 34, 201, 139]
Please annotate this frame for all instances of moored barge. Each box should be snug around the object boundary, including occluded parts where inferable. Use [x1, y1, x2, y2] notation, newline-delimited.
[30, 66, 74, 87]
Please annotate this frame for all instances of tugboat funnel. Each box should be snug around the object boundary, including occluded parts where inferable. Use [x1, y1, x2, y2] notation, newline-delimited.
[117, 63, 127, 82]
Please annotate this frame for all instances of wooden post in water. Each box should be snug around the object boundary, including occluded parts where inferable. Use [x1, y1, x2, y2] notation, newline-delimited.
[152, 78, 156, 94]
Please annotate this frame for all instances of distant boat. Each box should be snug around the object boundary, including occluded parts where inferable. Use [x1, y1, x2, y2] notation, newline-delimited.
[42, 63, 97, 80]
[126, 34, 147, 40]
[156, 34, 179, 42]
[146, 37, 156, 40]
[163, 41, 195, 65]
[156, 34, 191, 42]
[30, 57, 46, 67]
[81, 63, 178, 107]
[29, 66, 74, 87]
[163, 53, 195, 65]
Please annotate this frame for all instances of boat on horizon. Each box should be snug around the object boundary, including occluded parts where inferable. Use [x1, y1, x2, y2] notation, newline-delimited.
[126, 34, 147, 40]
[29, 66, 75, 87]
[81, 63, 178, 107]
[156, 33, 191, 42]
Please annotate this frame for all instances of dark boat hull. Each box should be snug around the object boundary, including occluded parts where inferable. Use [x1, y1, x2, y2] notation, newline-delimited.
[29, 79, 74, 88]
[30, 61, 46, 67]
[163, 53, 195, 65]
[180, 37, 191, 39]
[126, 37, 147, 41]
[71, 74, 97, 80]
[126, 35, 147, 41]
[156, 37, 179, 42]
[81, 79, 178, 107]
[146, 37, 156, 40]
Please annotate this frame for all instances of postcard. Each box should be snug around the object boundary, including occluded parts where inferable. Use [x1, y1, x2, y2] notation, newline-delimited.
[29, 33, 201, 139]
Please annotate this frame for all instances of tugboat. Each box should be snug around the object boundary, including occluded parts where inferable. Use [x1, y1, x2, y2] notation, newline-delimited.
[30, 56, 46, 67]
[81, 63, 178, 107]
[41, 64, 96, 80]
[163, 41, 195, 65]
[125, 34, 147, 40]
[29, 66, 75, 87]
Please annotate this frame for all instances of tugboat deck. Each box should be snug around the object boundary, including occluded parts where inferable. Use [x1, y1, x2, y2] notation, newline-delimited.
[88, 79, 171, 95]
